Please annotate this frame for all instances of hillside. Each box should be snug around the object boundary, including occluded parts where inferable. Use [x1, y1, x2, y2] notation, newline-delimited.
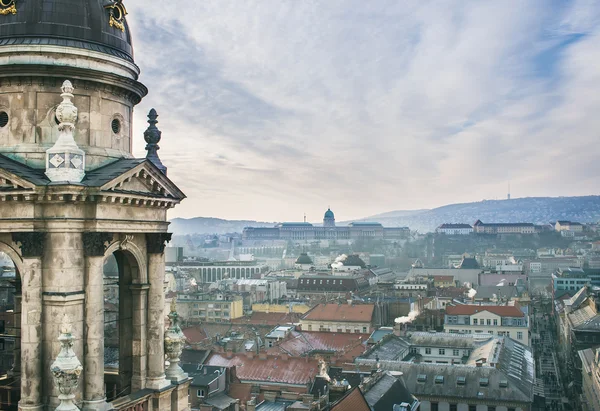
[169, 196, 600, 235]
[169, 217, 274, 235]
[364, 196, 600, 233]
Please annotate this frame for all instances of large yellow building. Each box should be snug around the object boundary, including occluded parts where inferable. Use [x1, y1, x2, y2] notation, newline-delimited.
[178, 293, 244, 323]
[300, 303, 375, 334]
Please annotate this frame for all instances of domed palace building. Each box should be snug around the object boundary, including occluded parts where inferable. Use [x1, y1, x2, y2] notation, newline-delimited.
[243, 207, 410, 241]
[0, 1, 188, 411]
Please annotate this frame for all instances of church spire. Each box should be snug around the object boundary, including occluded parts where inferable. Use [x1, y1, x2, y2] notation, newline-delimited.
[144, 108, 167, 174]
[45, 80, 86, 183]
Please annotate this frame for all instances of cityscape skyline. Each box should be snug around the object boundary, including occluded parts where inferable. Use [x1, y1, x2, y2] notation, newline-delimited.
[123, 1, 599, 221]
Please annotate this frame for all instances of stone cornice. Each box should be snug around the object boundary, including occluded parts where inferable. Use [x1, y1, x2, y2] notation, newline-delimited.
[0, 67, 146, 104]
[0, 190, 179, 208]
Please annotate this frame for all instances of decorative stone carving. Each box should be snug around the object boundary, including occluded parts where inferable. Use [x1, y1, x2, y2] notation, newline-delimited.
[164, 298, 188, 383]
[45, 80, 86, 183]
[12, 232, 45, 258]
[146, 233, 172, 254]
[82, 232, 113, 257]
[50, 315, 83, 411]
[144, 109, 167, 174]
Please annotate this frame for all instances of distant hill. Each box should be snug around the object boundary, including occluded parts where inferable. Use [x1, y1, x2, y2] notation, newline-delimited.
[169, 217, 274, 235]
[363, 196, 600, 233]
[169, 196, 600, 235]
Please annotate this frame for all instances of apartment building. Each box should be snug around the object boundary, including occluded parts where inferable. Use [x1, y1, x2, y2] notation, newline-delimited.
[444, 304, 530, 345]
[473, 220, 536, 234]
[177, 292, 244, 323]
[300, 303, 375, 334]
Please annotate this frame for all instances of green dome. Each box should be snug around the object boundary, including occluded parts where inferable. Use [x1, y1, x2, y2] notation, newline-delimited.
[324, 208, 335, 219]
[296, 253, 313, 265]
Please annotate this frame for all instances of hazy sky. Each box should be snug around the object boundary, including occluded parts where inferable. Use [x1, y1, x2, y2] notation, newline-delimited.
[125, 1, 600, 223]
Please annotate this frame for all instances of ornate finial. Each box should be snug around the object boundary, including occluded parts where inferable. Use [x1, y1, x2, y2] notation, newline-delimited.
[45, 79, 86, 183]
[61, 80, 74, 94]
[165, 295, 187, 383]
[51, 316, 83, 411]
[144, 108, 167, 174]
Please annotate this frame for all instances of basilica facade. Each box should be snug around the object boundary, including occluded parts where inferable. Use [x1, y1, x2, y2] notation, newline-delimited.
[0, 1, 188, 410]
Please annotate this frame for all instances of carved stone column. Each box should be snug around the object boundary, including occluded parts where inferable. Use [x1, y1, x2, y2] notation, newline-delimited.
[8, 278, 21, 377]
[145, 233, 171, 390]
[82, 232, 112, 411]
[12, 232, 45, 411]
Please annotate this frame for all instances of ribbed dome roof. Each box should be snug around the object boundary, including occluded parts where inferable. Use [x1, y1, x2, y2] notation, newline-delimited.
[324, 208, 334, 219]
[0, 0, 133, 61]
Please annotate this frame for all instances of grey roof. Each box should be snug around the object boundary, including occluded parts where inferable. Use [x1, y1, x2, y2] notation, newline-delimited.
[364, 372, 417, 411]
[255, 400, 294, 411]
[407, 332, 489, 349]
[361, 335, 410, 361]
[368, 327, 394, 344]
[82, 158, 146, 187]
[475, 285, 518, 300]
[182, 365, 224, 386]
[0, 0, 134, 61]
[203, 393, 237, 410]
[0, 154, 49, 186]
[399, 362, 532, 404]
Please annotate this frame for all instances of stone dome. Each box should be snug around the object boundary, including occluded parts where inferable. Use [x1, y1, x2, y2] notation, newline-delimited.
[0, 0, 133, 61]
[324, 208, 334, 219]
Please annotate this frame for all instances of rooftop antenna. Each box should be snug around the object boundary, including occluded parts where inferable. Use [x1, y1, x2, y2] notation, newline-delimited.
[507, 181, 511, 200]
[304, 213, 306, 223]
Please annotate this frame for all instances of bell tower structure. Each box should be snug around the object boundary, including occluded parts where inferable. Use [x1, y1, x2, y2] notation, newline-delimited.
[0, 1, 189, 410]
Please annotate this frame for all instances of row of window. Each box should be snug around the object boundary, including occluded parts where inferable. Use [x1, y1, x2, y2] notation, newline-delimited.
[424, 404, 515, 411]
[300, 279, 347, 285]
[447, 329, 523, 340]
[305, 325, 367, 333]
[411, 347, 468, 356]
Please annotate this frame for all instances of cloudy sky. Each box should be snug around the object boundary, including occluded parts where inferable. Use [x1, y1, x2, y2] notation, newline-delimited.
[125, 1, 600, 223]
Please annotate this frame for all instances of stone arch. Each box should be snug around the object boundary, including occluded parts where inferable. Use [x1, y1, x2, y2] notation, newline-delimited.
[0, 240, 24, 277]
[241, 268, 246, 278]
[236, 268, 240, 278]
[105, 238, 147, 284]
[103, 238, 147, 398]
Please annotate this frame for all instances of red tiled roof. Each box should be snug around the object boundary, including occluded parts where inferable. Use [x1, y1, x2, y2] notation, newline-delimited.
[302, 304, 374, 323]
[331, 387, 370, 411]
[182, 327, 209, 344]
[230, 311, 302, 326]
[445, 304, 524, 317]
[268, 331, 368, 361]
[206, 353, 318, 385]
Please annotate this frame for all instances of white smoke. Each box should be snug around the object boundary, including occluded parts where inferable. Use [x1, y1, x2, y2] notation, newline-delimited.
[467, 288, 477, 298]
[190, 278, 197, 286]
[331, 254, 348, 270]
[395, 310, 418, 324]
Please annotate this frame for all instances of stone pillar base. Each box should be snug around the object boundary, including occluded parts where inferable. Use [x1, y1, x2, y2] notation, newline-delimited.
[146, 376, 171, 391]
[172, 379, 192, 411]
[166, 370, 189, 384]
[82, 398, 113, 411]
[18, 404, 44, 411]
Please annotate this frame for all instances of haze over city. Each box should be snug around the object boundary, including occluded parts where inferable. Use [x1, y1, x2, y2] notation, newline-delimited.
[122, 1, 600, 221]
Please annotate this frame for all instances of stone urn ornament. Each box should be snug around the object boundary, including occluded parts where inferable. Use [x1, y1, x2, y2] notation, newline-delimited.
[164, 297, 188, 382]
[50, 314, 83, 411]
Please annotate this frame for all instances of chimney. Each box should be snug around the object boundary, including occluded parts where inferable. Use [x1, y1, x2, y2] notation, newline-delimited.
[347, 299, 353, 305]
[246, 398, 256, 411]
[226, 351, 233, 359]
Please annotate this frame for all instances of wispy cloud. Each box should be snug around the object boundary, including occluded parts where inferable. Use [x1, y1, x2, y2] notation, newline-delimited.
[125, 0, 600, 221]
